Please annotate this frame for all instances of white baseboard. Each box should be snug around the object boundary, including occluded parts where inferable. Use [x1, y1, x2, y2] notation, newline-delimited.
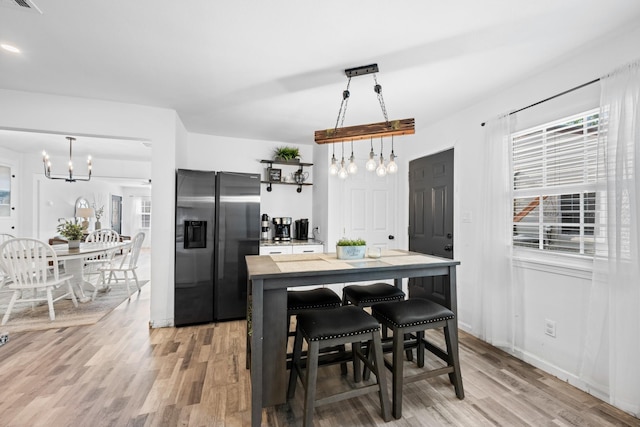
[149, 318, 173, 328]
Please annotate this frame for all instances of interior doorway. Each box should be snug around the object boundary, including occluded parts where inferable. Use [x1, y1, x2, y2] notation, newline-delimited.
[408, 148, 454, 306]
[111, 195, 122, 234]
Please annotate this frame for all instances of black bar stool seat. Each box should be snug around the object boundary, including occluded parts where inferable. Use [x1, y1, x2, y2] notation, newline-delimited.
[371, 298, 464, 419]
[288, 305, 391, 426]
[342, 282, 405, 306]
[288, 288, 342, 314]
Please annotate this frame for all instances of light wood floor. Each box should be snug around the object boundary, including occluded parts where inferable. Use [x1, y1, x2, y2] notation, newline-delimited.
[0, 254, 637, 426]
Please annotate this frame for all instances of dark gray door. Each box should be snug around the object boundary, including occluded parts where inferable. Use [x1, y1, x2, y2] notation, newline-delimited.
[408, 149, 454, 306]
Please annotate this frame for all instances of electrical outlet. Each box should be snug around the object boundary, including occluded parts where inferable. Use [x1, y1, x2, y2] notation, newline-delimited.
[313, 226, 320, 235]
[545, 319, 556, 338]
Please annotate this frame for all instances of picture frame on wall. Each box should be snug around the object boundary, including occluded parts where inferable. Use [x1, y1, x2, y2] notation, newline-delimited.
[267, 167, 282, 182]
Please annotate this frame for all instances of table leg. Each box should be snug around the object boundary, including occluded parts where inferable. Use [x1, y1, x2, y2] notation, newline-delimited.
[251, 278, 264, 427]
[62, 258, 92, 303]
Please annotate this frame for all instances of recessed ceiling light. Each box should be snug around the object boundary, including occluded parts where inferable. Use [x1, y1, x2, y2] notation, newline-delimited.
[1, 44, 21, 54]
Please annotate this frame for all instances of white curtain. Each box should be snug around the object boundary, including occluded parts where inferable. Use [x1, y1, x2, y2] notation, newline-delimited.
[476, 114, 516, 349]
[581, 60, 640, 416]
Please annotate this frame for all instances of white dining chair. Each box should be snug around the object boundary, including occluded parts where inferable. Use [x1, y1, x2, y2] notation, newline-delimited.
[0, 238, 78, 325]
[93, 232, 145, 300]
[83, 229, 121, 281]
[0, 233, 15, 291]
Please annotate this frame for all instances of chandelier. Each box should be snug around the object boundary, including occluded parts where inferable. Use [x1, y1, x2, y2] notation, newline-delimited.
[315, 63, 414, 178]
[42, 136, 92, 182]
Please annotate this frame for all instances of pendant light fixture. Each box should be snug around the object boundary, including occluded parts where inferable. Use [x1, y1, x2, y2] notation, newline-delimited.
[386, 135, 398, 174]
[42, 136, 92, 182]
[317, 63, 414, 178]
[375, 137, 387, 177]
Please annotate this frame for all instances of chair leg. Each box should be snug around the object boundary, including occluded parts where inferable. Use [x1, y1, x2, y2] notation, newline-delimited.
[352, 342, 362, 382]
[287, 328, 304, 399]
[1, 291, 19, 325]
[392, 326, 405, 419]
[371, 332, 391, 422]
[67, 280, 78, 307]
[444, 321, 464, 399]
[132, 269, 141, 292]
[46, 288, 55, 321]
[416, 331, 425, 368]
[303, 341, 320, 427]
[125, 272, 132, 298]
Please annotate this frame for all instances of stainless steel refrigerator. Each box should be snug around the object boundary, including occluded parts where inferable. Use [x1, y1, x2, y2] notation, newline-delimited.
[174, 169, 260, 326]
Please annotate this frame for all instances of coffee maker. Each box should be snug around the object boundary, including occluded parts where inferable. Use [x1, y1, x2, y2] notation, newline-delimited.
[295, 218, 309, 240]
[272, 217, 292, 241]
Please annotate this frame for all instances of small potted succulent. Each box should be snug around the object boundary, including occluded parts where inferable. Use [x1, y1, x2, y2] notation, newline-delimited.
[336, 237, 367, 260]
[273, 146, 300, 163]
[57, 219, 84, 249]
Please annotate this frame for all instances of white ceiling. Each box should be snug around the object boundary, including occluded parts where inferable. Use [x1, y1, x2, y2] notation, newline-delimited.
[1, 0, 640, 158]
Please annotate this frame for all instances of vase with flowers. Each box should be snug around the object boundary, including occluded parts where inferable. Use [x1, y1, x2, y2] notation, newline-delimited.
[93, 204, 104, 230]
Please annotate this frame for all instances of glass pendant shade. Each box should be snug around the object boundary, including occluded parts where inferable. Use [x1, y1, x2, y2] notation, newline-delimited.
[386, 152, 398, 174]
[329, 154, 339, 175]
[376, 154, 387, 177]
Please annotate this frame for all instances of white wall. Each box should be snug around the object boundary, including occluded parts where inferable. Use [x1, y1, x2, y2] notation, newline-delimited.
[399, 24, 640, 405]
[184, 133, 318, 235]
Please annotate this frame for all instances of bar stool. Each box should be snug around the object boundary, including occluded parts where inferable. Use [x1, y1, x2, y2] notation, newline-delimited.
[371, 298, 464, 419]
[287, 305, 391, 427]
[287, 288, 345, 372]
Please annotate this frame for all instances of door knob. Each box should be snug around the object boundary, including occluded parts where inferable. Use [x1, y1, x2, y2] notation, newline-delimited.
[444, 244, 453, 252]
[388, 235, 395, 240]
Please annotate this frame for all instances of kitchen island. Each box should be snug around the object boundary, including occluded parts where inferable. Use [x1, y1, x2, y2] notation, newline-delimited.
[245, 250, 460, 427]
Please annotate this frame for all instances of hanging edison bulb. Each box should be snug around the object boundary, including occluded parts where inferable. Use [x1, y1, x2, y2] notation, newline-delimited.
[365, 137, 376, 171]
[329, 153, 339, 175]
[376, 137, 387, 177]
[386, 136, 398, 174]
[347, 140, 358, 174]
[376, 153, 387, 177]
[328, 141, 339, 176]
[338, 141, 349, 179]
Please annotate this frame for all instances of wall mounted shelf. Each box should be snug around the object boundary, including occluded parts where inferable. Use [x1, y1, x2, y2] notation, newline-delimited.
[260, 160, 313, 193]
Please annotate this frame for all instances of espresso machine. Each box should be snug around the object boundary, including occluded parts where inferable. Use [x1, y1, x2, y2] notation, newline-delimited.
[295, 218, 309, 240]
[260, 213, 271, 241]
[272, 217, 292, 241]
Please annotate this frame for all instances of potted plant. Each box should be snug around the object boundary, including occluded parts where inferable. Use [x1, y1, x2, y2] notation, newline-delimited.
[273, 146, 300, 162]
[336, 237, 367, 260]
[57, 219, 84, 249]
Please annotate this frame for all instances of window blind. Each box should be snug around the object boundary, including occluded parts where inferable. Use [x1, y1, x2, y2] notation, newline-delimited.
[512, 109, 599, 255]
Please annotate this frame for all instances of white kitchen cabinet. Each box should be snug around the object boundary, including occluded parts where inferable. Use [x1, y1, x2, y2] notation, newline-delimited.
[259, 245, 293, 255]
[292, 244, 323, 254]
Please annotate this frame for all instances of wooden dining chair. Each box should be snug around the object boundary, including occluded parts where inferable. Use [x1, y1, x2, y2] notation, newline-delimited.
[0, 238, 78, 325]
[93, 232, 145, 300]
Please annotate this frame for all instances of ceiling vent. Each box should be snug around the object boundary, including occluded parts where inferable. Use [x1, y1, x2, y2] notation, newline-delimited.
[0, 0, 42, 14]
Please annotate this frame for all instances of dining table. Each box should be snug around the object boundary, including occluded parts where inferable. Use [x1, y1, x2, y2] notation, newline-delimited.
[52, 241, 129, 302]
[245, 249, 461, 427]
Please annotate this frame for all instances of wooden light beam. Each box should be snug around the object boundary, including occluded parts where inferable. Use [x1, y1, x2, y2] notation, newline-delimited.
[314, 118, 415, 144]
